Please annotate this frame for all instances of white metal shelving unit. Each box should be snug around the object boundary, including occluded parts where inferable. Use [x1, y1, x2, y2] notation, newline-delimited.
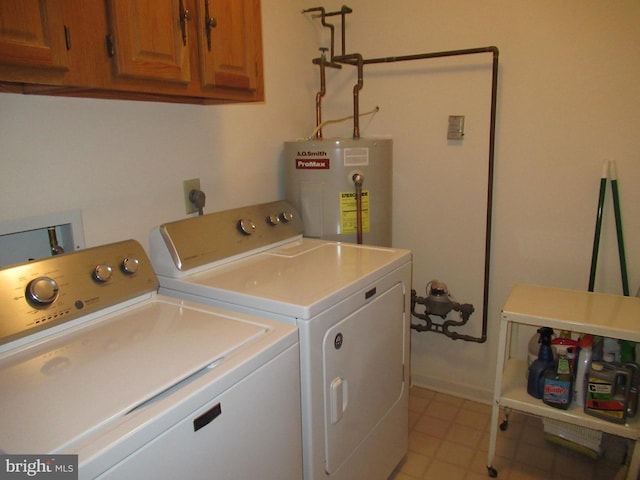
[487, 284, 640, 479]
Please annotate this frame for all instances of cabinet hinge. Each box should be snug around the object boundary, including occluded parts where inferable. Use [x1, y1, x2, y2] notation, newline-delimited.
[105, 34, 115, 57]
[64, 25, 71, 50]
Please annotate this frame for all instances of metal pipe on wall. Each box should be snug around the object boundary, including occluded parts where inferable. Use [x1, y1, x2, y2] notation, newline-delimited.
[312, 50, 328, 139]
[336, 46, 499, 343]
[332, 53, 364, 138]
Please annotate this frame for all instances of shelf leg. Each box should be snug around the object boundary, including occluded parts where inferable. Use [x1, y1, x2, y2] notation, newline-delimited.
[626, 439, 640, 480]
[487, 317, 511, 475]
[487, 402, 500, 477]
[499, 407, 511, 431]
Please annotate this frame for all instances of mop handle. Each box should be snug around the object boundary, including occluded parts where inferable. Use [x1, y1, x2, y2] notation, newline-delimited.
[610, 160, 630, 296]
[588, 160, 609, 292]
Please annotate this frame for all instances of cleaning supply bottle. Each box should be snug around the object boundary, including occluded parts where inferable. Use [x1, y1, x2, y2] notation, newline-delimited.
[527, 327, 555, 399]
[528, 329, 556, 366]
[620, 340, 636, 363]
[543, 346, 574, 409]
[574, 334, 594, 407]
[624, 362, 639, 418]
[551, 334, 579, 370]
[584, 361, 630, 424]
[602, 337, 621, 362]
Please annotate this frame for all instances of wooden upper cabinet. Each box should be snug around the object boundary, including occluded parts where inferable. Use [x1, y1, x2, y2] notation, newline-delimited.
[195, 0, 262, 92]
[0, 0, 264, 103]
[0, 0, 69, 70]
[106, 0, 191, 84]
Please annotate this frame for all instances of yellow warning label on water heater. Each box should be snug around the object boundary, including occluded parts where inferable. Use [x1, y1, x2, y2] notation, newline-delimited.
[340, 191, 370, 234]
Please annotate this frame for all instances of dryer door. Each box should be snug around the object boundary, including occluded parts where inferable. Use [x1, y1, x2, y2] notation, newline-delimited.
[322, 282, 405, 474]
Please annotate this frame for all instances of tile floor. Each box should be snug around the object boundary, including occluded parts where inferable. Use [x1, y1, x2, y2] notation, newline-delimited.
[389, 386, 630, 480]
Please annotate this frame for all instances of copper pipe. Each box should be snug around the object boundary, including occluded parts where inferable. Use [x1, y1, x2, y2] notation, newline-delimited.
[302, 7, 335, 60]
[339, 5, 352, 56]
[333, 53, 363, 139]
[314, 49, 327, 139]
[303, 5, 353, 59]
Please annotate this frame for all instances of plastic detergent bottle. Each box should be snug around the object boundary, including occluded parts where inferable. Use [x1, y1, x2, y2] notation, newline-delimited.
[602, 337, 621, 362]
[574, 334, 594, 407]
[584, 361, 630, 424]
[620, 340, 636, 363]
[527, 327, 555, 399]
[543, 347, 574, 409]
[624, 362, 639, 418]
[551, 336, 579, 372]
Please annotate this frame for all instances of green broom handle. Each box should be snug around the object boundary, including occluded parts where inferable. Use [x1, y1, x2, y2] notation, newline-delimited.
[610, 160, 630, 296]
[588, 161, 608, 292]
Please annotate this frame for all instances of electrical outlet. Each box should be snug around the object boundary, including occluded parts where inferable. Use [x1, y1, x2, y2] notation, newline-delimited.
[183, 178, 201, 214]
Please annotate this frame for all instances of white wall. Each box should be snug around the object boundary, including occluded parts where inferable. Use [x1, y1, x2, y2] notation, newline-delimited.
[302, 0, 640, 401]
[1, 1, 639, 402]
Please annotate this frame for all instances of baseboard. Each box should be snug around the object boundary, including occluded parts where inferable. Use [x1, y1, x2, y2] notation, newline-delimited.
[410, 373, 493, 405]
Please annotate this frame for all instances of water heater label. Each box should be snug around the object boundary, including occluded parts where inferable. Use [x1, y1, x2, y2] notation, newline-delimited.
[343, 147, 369, 166]
[340, 191, 370, 234]
[295, 158, 330, 169]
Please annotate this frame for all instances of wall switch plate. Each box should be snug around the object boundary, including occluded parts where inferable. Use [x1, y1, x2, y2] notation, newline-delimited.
[183, 178, 201, 214]
[447, 115, 465, 140]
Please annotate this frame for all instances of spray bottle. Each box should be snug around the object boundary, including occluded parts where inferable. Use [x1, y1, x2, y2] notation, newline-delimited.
[527, 327, 555, 399]
[574, 334, 594, 407]
[543, 346, 574, 409]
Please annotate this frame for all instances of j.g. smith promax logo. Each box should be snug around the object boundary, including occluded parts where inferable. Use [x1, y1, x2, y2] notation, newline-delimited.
[1, 455, 77, 479]
[295, 158, 330, 169]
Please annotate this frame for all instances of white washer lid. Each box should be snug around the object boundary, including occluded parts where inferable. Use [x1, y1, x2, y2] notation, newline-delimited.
[0, 298, 266, 454]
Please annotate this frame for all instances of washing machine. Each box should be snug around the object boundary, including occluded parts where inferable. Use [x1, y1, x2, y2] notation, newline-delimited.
[0, 239, 302, 479]
[150, 200, 412, 480]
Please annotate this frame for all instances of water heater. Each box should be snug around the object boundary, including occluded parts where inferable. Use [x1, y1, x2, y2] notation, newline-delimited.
[284, 138, 392, 247]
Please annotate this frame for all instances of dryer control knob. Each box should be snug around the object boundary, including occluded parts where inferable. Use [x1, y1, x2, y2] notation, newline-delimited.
[121, 257, 140, 274]
[26, 277, 59, 306]
[280, 211, 294, 223]
[267, 215, 280, 226]
[94, 264, 113, 282]
[237, 219, 256, 235]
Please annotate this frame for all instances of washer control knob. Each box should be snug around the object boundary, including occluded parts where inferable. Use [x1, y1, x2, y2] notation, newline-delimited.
[280, 211, 294, 223]
[94, 264, 113, 282]
[237, 219, 256, 235]
[267, 215, 280, 226]
[26, 277, 59, 306]
[122, 257, 140, 274]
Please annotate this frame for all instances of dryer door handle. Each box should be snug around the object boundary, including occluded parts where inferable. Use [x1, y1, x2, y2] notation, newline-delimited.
[330, 377, 348, 424]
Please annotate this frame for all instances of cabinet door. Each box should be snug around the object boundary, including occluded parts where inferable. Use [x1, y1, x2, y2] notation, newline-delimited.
[0, 0, 69, 70]
[195, 0, 262, 91]
[106, 0, 191, 84]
